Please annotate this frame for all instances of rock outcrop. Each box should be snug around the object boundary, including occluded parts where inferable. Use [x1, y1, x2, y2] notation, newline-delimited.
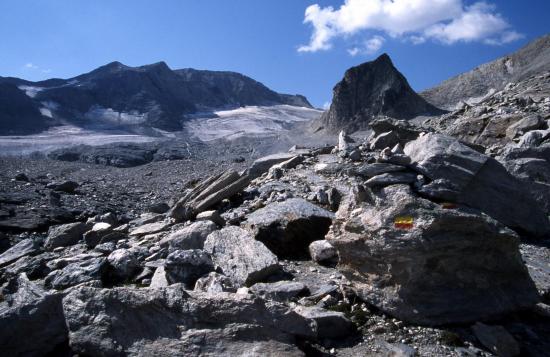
[317, 54, 445, 133]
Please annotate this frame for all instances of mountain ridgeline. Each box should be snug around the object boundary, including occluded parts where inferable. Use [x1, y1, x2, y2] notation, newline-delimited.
[421, 34, 550, 109]
[316, 54, 445, 133]
[0, 61, 312, 135]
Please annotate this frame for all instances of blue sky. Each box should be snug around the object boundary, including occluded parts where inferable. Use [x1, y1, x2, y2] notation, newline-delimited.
[0, 0, 548, 108]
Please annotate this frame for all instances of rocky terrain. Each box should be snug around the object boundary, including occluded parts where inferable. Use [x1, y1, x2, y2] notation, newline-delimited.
[1, 106, 550, 356]
[315, 54, 445, 133]
[421, 34, 550, 110]
[1, 34, 550, 357]
[0, 61, 312, 135]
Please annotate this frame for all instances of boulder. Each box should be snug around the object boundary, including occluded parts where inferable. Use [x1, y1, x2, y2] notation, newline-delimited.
[327, 184, 539, 325]
[204, 226, 280, 286]
[0, 274, 67, 356]
[164, 249, 214, 288]
[129, 221, 170, 237]
[62, 285, 314, 356]
[293, 305, 354, 339]
[194, 272, 235, 293]
[405, 133, 550, 237]
[248, 153, 297, 179]
[472, 323, 520, 357]
[0, 238, 40, 267]
[309, 240, 338, 265]
[107, 249, 140, 281]
[244, 198, 335, 258]
[364, 172, 417, 187]
[506, 114, 545, 139]
[83, 222, 114, 248]
[370, 131, 400, 150]
[149, 266, 169, 289]
[350, 163, 406, 178]
[45, 222, 87, 250]
[195, 210, 225, 226]
[160, 221, 217, 251]
[46, 180, 79, 193]
[250, 281, 308, 302]
[45, 256, 106, 290]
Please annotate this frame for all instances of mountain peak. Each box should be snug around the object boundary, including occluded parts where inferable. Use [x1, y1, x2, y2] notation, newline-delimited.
[317, 54, 445, 132]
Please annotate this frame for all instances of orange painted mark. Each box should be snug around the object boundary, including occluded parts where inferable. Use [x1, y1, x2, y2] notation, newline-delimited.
[394, 216, 414, 230]
[441, 202, 457, 209]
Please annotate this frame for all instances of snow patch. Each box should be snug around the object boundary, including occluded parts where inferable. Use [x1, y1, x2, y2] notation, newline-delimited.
[85, 106, 148, 125]
[184, 105, 322, 141]
[18, 85, 44, 98]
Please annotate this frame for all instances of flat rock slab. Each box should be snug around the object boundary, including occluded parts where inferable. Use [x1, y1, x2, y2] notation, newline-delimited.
[244, 198, 335, 258]
[0, 239, 40, 267]
[129, 221, 170, 237]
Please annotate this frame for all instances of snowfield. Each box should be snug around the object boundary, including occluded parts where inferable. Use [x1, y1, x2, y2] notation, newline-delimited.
[183, 105, 323, 141]
[0, 126, 161, 155]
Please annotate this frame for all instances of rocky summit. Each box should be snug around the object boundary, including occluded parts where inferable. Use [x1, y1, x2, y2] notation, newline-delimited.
[1, 32, 550, 357]
[316, 54, 445, 133]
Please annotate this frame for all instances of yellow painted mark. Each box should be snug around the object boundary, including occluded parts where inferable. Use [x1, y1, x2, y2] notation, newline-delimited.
[394, 216, 414, 229]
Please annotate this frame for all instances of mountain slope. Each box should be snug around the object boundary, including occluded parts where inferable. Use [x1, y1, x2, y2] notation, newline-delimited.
[421, 34, 550, 109]
[317, 54, 444, 133]
[0, 62, 312, 134]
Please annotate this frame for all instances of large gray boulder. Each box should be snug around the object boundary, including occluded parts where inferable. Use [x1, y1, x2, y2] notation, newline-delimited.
[204, 226, 280, 287]
[45, 222, 88, 250]
[160, 221, 217, 251]
[405, 133, 550, 237]
[45, 255, 106, 290]
[62, 285, 314, 356]
[0, 274, 67, 356]
[164, 249, 214, 288]
[327, 184, 539, 325]
[244, 198, 335, 258]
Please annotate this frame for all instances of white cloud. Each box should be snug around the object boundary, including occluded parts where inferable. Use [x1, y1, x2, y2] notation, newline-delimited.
[348, 35, 385, 56]
[298, 0, 520, 53]
[23, 62, 52, 74]
[322, 101, 332, 110]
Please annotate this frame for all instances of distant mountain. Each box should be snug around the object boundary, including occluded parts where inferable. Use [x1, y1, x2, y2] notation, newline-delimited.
[316, 54, 444, 133]
[0, 62, 312, 135]
[421, 34, 550, 110]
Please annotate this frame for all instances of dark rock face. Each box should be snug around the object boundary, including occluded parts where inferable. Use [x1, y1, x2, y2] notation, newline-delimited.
[421, 34, 550, 109]
[317, 54, 445, 133]
[0, 62, 312, 134]
[0, 82, 50, 135]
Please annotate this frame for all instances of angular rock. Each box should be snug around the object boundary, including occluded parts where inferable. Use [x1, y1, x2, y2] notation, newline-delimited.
[370, 130, 400, 151]
[327, 184, 539, 325]
[62, 285, 314, 356]
[45, 256, 106, 290]
[0, 239, 40, 267]
[83, 222, 113, 248]
[250, 281, 308, 302]
[365, 172, 417, 187]
[45, 222, 87, 250]
[244, 198, 335, 258]
[107, 249, 140, 281]
[405, 133, 550, 237]
[194, 272, 235, 293]
[506, 114, 545, 139]
[129, 221, 170, 237]
[160, 220, 217, 251]
[248, 153, 297, 179]
[309, 240, 338, 265]
[0, 274, 67, 357]
[149, 266, 169, 288]
[293, 305, 354, 339]
[204, 226, 280, 286]
[472, 323, 520, 357]
[164, 249, 214, 288]
[46, 180, 79, 193]
[350, 163, 406, 178]
[195, 210, 225, 226]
